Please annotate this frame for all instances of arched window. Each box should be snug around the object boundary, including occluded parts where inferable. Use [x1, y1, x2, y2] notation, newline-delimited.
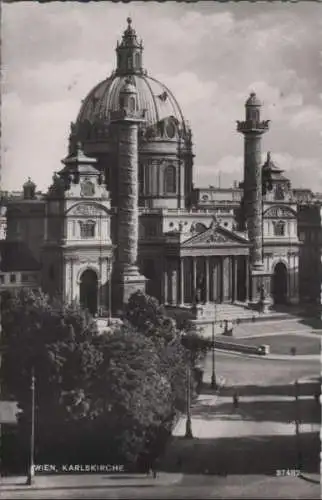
[127, 55, 133, 70]
[195, 223, 207, 233]
[129, 96, 136, 112]
[252, 109, 259, 121]
[273, 220, 285, 237]
[275, 184, 285, 201]
[135, 52, 140, 68]
[79, 220, 96, 238]
[164, 165, 177, 194]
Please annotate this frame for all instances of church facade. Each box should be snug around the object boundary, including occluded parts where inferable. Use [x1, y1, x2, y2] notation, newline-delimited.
[0, 19, 316, 325]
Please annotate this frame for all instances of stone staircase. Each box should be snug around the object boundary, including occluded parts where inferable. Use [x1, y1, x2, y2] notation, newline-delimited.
[211, 303, 293, 323]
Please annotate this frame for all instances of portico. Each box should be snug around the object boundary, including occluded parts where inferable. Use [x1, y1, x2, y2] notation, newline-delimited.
[160, 224, 251, 307]
[163, 254, 250, 306]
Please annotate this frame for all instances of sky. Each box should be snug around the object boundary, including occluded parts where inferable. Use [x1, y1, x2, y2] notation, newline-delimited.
[2, 1, 322, 192]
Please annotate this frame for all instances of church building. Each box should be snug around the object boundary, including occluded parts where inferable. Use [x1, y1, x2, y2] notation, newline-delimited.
[0, 19, 311, 328]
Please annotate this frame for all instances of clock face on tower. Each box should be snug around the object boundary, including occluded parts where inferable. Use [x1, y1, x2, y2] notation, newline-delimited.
[166, 121, 175, 139]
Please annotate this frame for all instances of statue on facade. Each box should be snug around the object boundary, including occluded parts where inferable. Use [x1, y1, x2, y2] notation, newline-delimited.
[178, 221, 184, 233]
[195, 273, 206, 304]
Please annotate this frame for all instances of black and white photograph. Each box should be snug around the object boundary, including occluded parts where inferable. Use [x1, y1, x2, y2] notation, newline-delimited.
[0, 1, 321, 498]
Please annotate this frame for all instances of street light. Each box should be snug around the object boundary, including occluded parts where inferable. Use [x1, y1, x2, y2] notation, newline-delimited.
[107, 255, 114, 326]
[184, 361, 193, 439]
[294, 380, 303, 471]
[26, 367, 35, 486]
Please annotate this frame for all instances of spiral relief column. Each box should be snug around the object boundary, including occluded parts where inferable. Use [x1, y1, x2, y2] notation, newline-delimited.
[111, 78, 146, 309]
[237, 93, 270, 304]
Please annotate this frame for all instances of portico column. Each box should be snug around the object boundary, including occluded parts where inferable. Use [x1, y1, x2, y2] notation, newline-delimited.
[70, 258, 74, 303]
[192, 257, 197, 302]
[219, 258, 224, 302]
[229, 257, 233, 302]
[245, 257, 250, 301]
[212, 259, 218, 302]
[205, 257, 210, 303]
[233, 256, 238, 302]
[180, 258, 185, 305]
[171, 262, 177, 305]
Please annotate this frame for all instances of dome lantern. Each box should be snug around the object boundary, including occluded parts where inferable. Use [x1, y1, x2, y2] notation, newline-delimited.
[23, 177, 36, 200]
[116, 18, 144, 76]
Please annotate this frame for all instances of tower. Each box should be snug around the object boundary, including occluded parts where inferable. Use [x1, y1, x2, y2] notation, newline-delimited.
[110, 77, 147, 310]
[237, 92, 270, 302]
[42, 143, 113, 316]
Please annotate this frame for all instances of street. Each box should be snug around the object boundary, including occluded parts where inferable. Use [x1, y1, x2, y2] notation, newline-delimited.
[0, 473, 320, 499]
[1, 346, 320, 499]
[205, 349, 320, 387]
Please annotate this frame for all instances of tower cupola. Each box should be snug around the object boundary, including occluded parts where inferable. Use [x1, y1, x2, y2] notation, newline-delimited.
[116, 18, 144, 76]
[23, 177, 36, 200]
[245, 92, 261, 122]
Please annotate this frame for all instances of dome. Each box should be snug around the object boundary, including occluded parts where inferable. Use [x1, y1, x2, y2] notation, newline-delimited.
[77, 74, 187, 130]
[246, 92, 261, 107]
[76, 19, 188, 133]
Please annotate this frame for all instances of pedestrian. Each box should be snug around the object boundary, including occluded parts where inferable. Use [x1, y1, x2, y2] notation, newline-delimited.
[233, 391, 239, 410]
[152, 465, 157, 478]
[314, 390, 320, 405]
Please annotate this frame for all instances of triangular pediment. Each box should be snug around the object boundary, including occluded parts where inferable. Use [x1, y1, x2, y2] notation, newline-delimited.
[182, 225, 250, 247]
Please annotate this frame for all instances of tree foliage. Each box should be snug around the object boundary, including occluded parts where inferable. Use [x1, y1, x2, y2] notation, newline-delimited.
[125, 291, 176, 341]
[125, 290, 212, 370]
[0, 288, 174, 468]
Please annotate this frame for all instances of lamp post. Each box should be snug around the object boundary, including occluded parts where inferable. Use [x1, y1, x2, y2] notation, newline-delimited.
[107, 255, 114, 326]
[185, 360, 193, 439]
[26, 367, 35, 486]
[211, 321, 217, 390]
[294, 380, 303, 471]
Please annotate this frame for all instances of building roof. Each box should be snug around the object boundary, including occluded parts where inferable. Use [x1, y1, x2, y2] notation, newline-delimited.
[0, 241, 41, 272]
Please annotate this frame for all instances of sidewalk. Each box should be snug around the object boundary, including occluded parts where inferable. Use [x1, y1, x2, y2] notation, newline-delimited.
[0, 472, 183, 491]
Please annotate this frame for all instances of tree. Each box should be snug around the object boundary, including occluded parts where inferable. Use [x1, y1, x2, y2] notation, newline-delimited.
[91, 326, 173, 464]
[124, 291, 176, 341]
[125, 291, 208, 409]
[1, 288, 174, 468]
[1, 288, 103, 466]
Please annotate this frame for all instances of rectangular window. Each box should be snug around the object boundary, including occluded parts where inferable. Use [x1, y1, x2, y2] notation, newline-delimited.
[10, 274, 16, 283]
[0, 274, 4, 284]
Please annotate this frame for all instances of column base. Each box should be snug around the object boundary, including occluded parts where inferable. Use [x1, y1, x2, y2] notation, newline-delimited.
[114, 265, 147, 311]
[249, 268, 273, 311]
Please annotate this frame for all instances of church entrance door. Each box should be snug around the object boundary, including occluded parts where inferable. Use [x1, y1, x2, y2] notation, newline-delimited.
[80, 269, 98, 315]
[272, 262, 288, 305]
